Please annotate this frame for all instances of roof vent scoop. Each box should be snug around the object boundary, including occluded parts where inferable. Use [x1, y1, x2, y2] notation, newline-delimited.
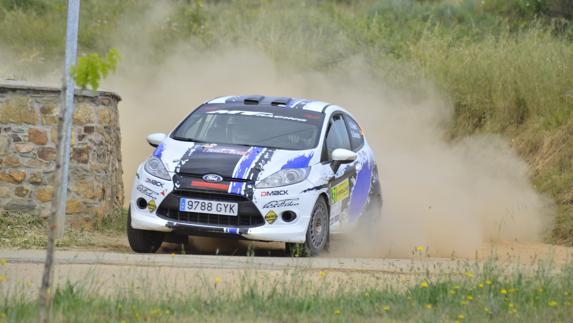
[270, 97, 291, 106]
[243, 95, 264, 105]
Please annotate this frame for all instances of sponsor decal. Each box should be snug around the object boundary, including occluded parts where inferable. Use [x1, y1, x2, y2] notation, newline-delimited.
[260, 190, 288, 197]
[203, 174, 223, 183]
[202, 146, 247, 156]
[262, 198, 300, 209]
[147, 199, 157, 212]
[136, 184, 159, 198]
[191, 181, 229, 191]
[330, 179, 349, 203]
[145, 177, 164, 188]
[207, 110, 308, 123]
[265, 210, 278, 224]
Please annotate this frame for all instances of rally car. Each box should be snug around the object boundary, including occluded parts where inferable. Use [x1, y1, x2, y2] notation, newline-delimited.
[128, 95, 382, 256]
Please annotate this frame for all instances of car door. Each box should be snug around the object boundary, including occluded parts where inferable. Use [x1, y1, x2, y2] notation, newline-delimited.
[342, 113, 374, 222]
[322, 113, 356, 229]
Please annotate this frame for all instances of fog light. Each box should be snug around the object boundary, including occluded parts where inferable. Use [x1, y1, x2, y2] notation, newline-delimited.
[136, 198, 148, 209]
[281, 211, 297, 223]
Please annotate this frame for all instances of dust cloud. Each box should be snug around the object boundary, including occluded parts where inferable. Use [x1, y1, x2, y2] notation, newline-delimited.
[106, 45, 553, 258]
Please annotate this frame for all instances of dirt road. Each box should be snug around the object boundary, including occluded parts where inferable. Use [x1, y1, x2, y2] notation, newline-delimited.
[0, 241, 571, 299]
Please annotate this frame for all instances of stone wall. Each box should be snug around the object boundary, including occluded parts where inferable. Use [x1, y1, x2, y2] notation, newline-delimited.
[0, 82, 123, 225]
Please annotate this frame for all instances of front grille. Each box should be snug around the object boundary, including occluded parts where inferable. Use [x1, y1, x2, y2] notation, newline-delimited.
[157, 190, 265, 228]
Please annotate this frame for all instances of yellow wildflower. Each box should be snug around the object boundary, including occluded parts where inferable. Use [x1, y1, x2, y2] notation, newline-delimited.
[548, 300, 558, 307]
[464, 271, 474, 279]
[457, 313, 465, 320]
[214, 276, 222, 285]
[319, 271, 327, 278]
[415, 245, 425, 252]
[460, 300, 468, 305]
[383, 305, 391, 312]
[500, 289, 508, 295]
[334, 309, 341, 315]
[485, 279, 493, 286]
[425, 304, 432, 309]
[466, 295, 474, 301]
[420, 281, 429, 288]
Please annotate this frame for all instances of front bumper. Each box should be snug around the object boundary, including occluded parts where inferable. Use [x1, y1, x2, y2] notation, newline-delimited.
[130, 168, 320, 243]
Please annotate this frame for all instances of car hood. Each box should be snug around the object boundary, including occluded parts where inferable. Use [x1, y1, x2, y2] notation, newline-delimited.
[153, 138, 317, 182]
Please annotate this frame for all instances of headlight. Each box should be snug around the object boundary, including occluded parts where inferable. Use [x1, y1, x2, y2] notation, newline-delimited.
[144, 157, 171, 181]
[256, 167, 310, 189]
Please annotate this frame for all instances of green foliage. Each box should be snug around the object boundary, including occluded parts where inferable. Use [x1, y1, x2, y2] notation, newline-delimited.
[2, 263, 573, 321]
[71, 48, 120, 91]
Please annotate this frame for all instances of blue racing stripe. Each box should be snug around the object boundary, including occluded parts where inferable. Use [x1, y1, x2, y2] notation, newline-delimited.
[229, 147, 265, 194]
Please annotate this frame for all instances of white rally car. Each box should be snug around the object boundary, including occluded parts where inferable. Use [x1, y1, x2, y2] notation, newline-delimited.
[128, 95, 382, 256]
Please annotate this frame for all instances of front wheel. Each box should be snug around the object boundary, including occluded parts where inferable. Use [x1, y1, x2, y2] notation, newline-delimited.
[286, 196, 329, 257]
[127, 207, 164, 253]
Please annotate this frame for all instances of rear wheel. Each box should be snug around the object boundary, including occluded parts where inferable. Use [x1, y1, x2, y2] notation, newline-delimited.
[127, 207, 164, 253]
[286, 196, 329, 257]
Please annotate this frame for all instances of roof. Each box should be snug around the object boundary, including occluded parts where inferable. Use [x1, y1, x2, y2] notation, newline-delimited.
[205, 95, 331, 113]
[0, 80, 122, 101]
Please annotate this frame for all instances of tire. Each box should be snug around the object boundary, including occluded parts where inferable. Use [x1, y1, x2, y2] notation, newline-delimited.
[127, 207, 164, 253]
[286, 196, 329, 257]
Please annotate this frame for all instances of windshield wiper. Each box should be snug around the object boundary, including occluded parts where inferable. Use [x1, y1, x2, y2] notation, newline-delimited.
[172, 136, 205, 143]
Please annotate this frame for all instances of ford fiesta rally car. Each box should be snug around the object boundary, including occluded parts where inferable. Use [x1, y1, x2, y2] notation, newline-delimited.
[128, 95, 382, 255]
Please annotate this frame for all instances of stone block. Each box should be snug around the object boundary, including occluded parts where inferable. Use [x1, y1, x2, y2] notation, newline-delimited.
[15, 186, 30, 197]
[72, 103, 95, 125]
[4, 200, 36, 212]
[37, 147, 57, 161]
[36, 186, 54, 202]
[97, 108, 113, 125]
[0, 136, 8, 155]
[0, 187, 10, 198]
[66, 199, 83, 214]
[28, 128, 48, 145]
[0, 170, 26, 183]
[14, 142, 34, 153]
[0, 96, 37, 124]
[29, 172, 43, 184]
[72, 146, 89, 164]
[3, 155, 21, 167]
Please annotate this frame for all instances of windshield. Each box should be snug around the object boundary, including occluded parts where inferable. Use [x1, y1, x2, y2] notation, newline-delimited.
[171, 106, 324, 150]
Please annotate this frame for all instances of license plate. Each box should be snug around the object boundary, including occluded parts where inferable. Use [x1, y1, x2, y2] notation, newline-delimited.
[179, 198, 238, 216]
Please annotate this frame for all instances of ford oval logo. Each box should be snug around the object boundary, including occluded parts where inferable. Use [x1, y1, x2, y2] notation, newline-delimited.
[203, 174, 223, 183]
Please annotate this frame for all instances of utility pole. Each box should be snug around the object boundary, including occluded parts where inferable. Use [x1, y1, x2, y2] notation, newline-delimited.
[38, 0, 80, 322]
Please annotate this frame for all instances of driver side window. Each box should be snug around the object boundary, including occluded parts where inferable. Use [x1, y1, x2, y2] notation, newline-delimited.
[324, 114, 351, 160]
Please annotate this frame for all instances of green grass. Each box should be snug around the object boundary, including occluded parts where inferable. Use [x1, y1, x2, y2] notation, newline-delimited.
[1, 262, 573, 322]
[0, 210, 126, 249]
[0, 0, 572, 243]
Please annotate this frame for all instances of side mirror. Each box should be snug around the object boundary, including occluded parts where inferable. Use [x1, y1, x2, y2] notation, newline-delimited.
[146, 133, 166, 148]
[331, 148, 357, 163]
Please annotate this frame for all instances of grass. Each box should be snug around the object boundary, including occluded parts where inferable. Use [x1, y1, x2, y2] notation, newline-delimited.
[0, 210, 127, 249]
[1, 260, 573, 322]
[0, 0, 572, 243]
